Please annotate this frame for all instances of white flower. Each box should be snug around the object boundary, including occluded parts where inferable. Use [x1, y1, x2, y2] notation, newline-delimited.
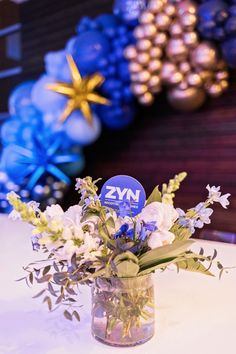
[45, 204, 64, 219]
[139, 202, 178, 249]
[206, 185, 230, 209]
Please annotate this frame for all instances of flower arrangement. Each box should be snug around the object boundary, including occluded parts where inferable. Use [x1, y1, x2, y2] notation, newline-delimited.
[7, 173, 230, 346]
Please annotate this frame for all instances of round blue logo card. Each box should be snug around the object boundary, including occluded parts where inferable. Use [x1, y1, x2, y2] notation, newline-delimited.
[100, 175, 146, 216]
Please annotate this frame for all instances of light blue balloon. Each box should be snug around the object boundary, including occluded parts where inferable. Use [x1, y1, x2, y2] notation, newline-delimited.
[31, 75, 67, 114]
[64, 111, 101, 145]
[44, 50, 71, 82]
[8, 81, 35, 116]
[65, 36, 77, 53]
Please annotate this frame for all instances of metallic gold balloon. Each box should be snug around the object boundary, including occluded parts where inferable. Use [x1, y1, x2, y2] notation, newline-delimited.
[198, 70, 214, 82]
[149, 75, 161, 88]
[169, 21, 183, 37]
[180, 13, 197, 29]
[154, 32, 168, 47]
[139, 11, 155, 24]
[137, 52, 150, 65]
[132, 84, 148, 96]
[139, 92, 154, 105]
[207, 83, 223, 97]
[129, 62, 142, 73]
[155, 13, 171, 30]
[220, 80, 229, 90]
[137, 39, 152, 51]
[161, 62, 177, 82]
[216, 71, 229, 81]
[168, 71, 183, 85]
[179, 61, 191, 74]
[191, 43, 217, 69]
[187, 73, 202, 87]
[183, 32, 198, 48]
[143, 24, 157, 38]
[148, 0, 164, 13]
[134, 26, 145, 40]
[137, 70, 151, 83]
[177, 1, 197, 16]
[167, 86, 206, 111]
[124, 46, 137, 60]
[166, 38, 188, 62]
[149, 47, 162, 58]
[164, 4, 176, 17]
[148, 59, 162, 72]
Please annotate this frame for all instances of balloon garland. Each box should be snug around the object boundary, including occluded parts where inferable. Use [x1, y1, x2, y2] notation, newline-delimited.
[0, 0, 234, 212]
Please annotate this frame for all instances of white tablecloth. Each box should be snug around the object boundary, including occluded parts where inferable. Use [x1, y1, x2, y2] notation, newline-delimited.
[0, 214, 236, 354]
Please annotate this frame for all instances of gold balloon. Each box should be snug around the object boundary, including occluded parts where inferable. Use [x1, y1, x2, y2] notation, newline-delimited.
[155, 13, 171, 30]
[124, 46, 137, 60]
[129, 61, 142, 73]
[137, 39, 152, 51]
[191, 43, 217, 69]
[198, 70, 214, 82]
[179, 61, 191, 74]
[148, 59, 162, 72]
[139, 92, 155, 105]
[143, 23, 157, 38]
[148, 0, 164, 13]
[149, 75, 161, 88]
[168, 71, 183, 85]
[179, 80, 189, 90]
[216, 71, 229, 81]
[139, 11, 155, 24]
[177, 1, 197, 16]
[134, 26, 145, 39]
[149, 47, 162, 58]
[180, 13, 197, 29]
[154, 32, 168, 47]
[167, 86, 206, 111]
[164, 4, 176, 17]
[187, 73, 202, 87]
[137, 70, 151, 83]
[169, 21, 183, 37]
[220, 80, 229, 90]
[132, 84, 148, 96]
[161, 62, 177, 82]
[207, 83, 223, 97]
[137, 52, 150, 65]
[166, 38, 188, 62]
[183, 32, 198, 48]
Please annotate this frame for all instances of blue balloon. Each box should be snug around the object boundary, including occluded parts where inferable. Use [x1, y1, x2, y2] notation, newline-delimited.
[64, 111, 101, 145]
[113, 0, 147, 25]
[65, 36, 77, 53]
[1, 119, 23, 146]
[97, 102, 135, 129]
[222, 37, 236, 67]
[45, 50, 71, 83]
[96, 14, 119, 29]
[72, 31, 111, 74]
[8, 81, 35, 116]
[31, 75, 68, 114]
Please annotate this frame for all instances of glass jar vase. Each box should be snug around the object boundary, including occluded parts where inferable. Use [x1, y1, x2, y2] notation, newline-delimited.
[91, 274, 155, 347]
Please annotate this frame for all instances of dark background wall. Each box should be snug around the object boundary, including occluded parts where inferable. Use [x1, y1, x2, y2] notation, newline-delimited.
[3, 0, 236, 235]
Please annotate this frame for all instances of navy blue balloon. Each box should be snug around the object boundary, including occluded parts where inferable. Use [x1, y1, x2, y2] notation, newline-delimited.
[97, 102, 135, 129]
[96, 14, 119, 29]
[222, 37, 236, 67]
[72, 31, 111, 74]
[113, 0, 147, 25]
[8, 81, 35, 116]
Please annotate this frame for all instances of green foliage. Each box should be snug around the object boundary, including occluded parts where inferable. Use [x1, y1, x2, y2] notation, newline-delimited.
[176, 258, 214, 277]
[146, 186, 162, 206]
[171, 224, 192, 241]
[114, 251, 139, 277]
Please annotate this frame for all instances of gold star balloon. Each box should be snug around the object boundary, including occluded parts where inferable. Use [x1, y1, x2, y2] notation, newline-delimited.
[47, 55, 110, 126]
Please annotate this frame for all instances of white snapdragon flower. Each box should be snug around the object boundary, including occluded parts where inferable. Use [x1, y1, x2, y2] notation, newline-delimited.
[206, 185, 230, 209]
[139, 202, 178, 249]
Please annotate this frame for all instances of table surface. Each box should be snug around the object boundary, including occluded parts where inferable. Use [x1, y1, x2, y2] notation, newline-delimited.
[0, 214, 236, 354]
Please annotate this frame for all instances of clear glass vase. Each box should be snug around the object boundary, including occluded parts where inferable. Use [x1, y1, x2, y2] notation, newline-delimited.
[91, 274, 155, 347]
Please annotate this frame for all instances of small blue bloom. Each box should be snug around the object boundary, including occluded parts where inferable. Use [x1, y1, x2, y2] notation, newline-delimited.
[31, 235, 41, 251]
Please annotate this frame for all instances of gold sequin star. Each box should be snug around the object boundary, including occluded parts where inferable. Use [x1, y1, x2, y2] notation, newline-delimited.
[47, 55, 110, 126]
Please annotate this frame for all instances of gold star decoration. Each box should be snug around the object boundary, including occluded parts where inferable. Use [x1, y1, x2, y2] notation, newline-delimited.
[47, 55, 110, 126]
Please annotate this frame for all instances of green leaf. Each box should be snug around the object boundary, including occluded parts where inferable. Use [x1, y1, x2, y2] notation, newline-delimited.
[106, 216, 115, 229]
[36, 274, 52, 283]
[176, 258, 214, 276]
[72, 311, 80, 322]
[171, 224, 192, 241]
[114, 251, 139, 265]
[115, 260, 140, 278]
[43, 296, 52, 311]
[146, 186, 162, 206]
[32, 289, 46, 299]
[43, 265, 51, 276]
[139, 240, 195, 268]
[98, 222, 115, 247]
